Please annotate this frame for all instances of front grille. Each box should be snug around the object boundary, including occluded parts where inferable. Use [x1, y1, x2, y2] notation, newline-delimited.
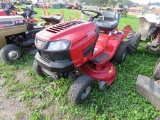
[46, 21, 84, 33]
[40, 51, 71, 62]
[40, 55, 51, 63]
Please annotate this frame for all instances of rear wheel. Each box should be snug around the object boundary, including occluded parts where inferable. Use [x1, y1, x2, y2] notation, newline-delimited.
[126, 32, 141, 54]
[153, 58, 160, 80]
[0, 44, 22, 64]
[112, 41, 128, 64]
[33, 60, 44, 76]
[68, 74, 94, 104]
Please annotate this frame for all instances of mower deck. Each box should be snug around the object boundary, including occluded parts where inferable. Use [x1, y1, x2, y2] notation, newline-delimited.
[136, 75, 160, 111]
[79, 62, 116, 85]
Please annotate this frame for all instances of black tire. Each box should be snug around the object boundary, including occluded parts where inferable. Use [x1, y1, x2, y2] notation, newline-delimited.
[0, 44, 22, 64]
[112, 41, 128, 64]
[33, 60, 44, 76]
[68, 74, 94, 104]
[126, 32, 141, 54]
[153, 58, 160, 80]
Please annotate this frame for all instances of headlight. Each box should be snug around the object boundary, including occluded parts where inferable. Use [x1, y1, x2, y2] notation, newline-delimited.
[47, 40, 70, 51]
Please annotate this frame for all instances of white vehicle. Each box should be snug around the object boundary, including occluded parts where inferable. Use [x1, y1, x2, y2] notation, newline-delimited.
[149, 3, 160, 10]
[137, 9, 160, 54]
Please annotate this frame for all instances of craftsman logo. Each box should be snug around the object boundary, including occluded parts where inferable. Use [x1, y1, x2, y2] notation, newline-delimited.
[16, 20, 23, 24]
[36, 40, 43, 48]
[88, 30, 95, 37]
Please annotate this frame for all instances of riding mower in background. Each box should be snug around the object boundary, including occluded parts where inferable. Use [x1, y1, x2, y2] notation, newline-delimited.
[137, 8, 160, 55]
[114, 3, 129, 17]
[0, 2, 19, 16]
[0, 4, 38, 24]
[33, 10, 139, 104]
[0, 14, 62, 64]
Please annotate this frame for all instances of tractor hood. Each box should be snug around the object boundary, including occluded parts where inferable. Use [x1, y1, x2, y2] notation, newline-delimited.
[0, 15, 25, 21]
[36, 21, 96, 42]
[138, 14, 160, 24]
[0, 15, 26, 29]
[35, 20, 98, 68]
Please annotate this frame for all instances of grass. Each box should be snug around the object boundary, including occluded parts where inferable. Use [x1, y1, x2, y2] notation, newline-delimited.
[0, 6, 160, 119]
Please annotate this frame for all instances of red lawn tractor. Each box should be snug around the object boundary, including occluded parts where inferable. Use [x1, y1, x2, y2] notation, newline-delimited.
[33, 10, 139, 104]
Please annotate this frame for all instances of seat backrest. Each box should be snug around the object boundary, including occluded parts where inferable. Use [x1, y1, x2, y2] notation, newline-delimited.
[26, 5, 34, 11]
[103, 11, 120, 22]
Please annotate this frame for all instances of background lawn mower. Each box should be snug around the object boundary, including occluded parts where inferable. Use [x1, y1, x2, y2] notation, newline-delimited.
[0, 4, 38, 24]
[137, 8, 160, 54]
[0, 14, 62, 64]
[0, 2, 19, 16]
[33, 10, 139, 104]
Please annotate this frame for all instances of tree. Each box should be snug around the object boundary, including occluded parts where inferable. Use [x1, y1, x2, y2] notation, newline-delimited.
[108, 0, 117, 7]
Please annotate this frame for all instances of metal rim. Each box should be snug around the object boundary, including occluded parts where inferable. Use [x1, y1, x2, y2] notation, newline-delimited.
[81, 86, 91, 100]
[8, 51, 19, 60]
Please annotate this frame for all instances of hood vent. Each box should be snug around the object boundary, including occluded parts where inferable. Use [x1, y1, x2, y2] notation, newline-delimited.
[46, 21, 84, 33]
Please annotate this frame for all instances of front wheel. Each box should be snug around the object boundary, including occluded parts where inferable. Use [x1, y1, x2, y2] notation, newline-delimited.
[0, 44, 22, 64]
[68, 74, 94, 104]
[112, 41, 128, 64]
[33, 60, 45, 77]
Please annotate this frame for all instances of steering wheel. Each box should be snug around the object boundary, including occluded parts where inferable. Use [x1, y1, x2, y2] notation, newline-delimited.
[81, 9, 102, 19]
[4, 3, 16, 11]
[21, 8, 33, 17]
[21, 7, 37, 18]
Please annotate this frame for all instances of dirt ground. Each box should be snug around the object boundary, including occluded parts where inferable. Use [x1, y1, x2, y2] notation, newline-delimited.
[127, 11, 142, 16]
[0, 77, 29, 120]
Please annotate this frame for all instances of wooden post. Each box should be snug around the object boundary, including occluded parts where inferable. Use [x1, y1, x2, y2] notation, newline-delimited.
[68, 16, 71, 22]
[81, 13, 84, 20]
[61, 10, 64, 17]
[75, 10, 79, 20]
[42, 9, 45, 16]
[61, 10, 65, 23]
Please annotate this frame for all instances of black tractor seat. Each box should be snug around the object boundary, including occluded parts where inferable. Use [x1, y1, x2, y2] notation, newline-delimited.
[95, 11, 120, 30]
[39, 16, 63, 24]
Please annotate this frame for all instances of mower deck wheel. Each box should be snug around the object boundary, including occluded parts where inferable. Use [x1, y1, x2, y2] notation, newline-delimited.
[98, 81, 106, 91]
[33, 60, 45, 77]
[68, 74, 94, 104]
[153, 58, 160, 80]
[0, 44, 22, 64]
[112, 41, 128, 64]
[126, 32, 140, 54]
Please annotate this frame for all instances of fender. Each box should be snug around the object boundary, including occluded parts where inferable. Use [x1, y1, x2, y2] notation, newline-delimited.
[0, 10, 7, 16]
